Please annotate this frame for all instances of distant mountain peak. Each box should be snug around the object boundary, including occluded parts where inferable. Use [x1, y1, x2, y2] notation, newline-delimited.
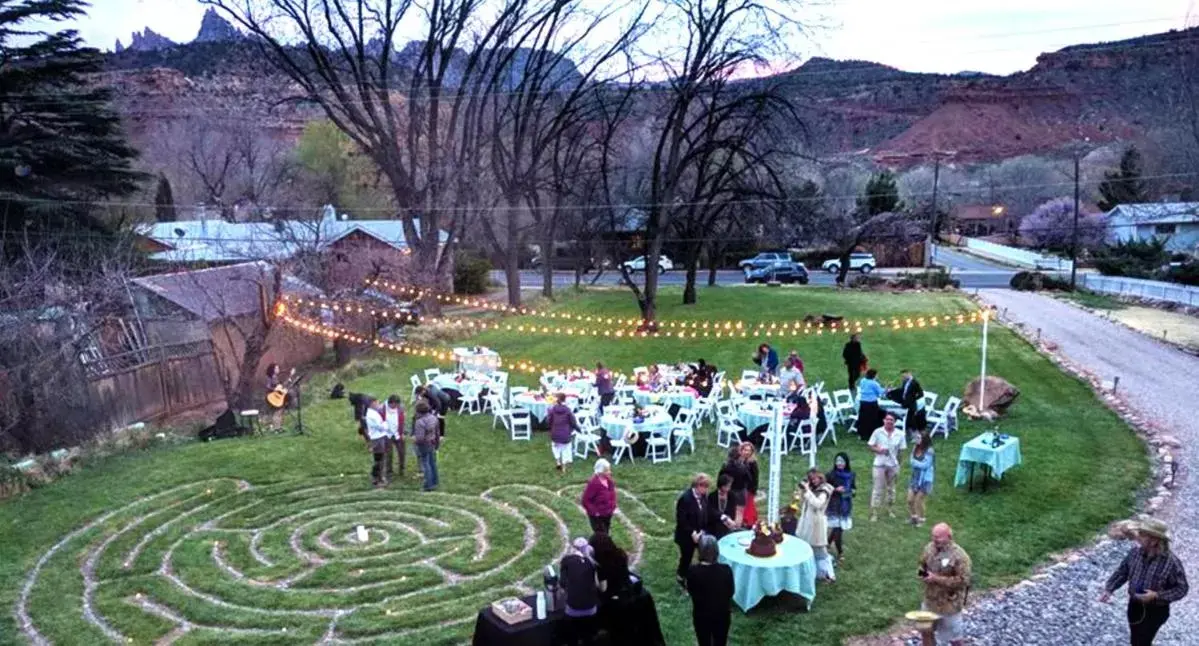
[194, 8, 243, 43]
[122, 27, 175, 53]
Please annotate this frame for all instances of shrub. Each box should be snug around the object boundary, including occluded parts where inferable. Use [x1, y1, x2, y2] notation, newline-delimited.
[1010, 271, 1071, 291]
[895, 269, 960, 290]
[849, 274, 890, 289]
[453, 251, 492, 295]
[1093, 238, 1169, 278]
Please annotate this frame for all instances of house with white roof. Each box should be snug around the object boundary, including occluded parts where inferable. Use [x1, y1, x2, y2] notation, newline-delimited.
[1106, 202, 1199, 254]
[136, 206, 453, 290]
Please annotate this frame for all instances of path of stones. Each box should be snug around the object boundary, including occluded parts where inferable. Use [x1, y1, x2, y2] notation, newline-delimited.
[16, 477, 672, 645]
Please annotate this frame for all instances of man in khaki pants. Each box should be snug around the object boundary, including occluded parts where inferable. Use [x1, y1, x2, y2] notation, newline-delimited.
[867, 411, 906, 522]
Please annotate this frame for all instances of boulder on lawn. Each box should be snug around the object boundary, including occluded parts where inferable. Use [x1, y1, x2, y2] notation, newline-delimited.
[961, 376, 1019, 419]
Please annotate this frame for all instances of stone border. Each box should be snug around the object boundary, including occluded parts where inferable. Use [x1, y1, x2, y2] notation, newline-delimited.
[846, 299, 1179, 646]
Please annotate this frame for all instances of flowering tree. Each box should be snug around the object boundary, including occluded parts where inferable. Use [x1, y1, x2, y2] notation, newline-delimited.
[1019, 197, 1106, 252]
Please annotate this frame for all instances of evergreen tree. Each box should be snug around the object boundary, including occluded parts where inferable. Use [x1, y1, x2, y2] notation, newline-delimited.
[858, 170, 902, 216]
[1097, 146, 1148, 212]
[154, 174, 175, 222]
[0, 0, 143, 253]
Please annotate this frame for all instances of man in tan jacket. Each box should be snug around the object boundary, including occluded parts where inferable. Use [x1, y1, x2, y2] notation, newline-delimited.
[918, 523, 972, 646]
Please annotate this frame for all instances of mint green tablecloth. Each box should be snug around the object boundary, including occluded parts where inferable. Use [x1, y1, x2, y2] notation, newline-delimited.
[954, 433, 1022, 487]
[717, 531, 817, 611]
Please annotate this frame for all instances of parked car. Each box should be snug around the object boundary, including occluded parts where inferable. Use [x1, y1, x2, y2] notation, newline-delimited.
[738, 251, 791, 272]
[744, 261, 809, 284]
[621, 255, 674, 274]
[821, 252, 876, 274]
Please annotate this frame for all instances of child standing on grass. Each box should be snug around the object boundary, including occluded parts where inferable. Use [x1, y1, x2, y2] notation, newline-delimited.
[907, 432, 935, 527]
[825, 452, 856, 563]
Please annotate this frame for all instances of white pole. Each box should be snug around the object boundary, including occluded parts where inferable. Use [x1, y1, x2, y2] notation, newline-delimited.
[979, 310, 989, 411]
[767, 404, 784, 526]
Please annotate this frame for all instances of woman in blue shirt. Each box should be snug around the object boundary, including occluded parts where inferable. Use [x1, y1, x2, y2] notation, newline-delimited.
[753, 344, 779, 377]
[853, 369, 886, 441]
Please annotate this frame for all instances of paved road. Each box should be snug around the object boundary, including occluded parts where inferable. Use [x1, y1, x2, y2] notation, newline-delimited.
[934, 245, 1019, 272]
[492, 265, 1026, 290]
[965, 289, 1199, 645]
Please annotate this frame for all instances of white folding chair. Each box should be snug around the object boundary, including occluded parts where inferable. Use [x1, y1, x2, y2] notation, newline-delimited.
[508, 386, 529, 404]
[509, 409, 532, 441]
[928, 396, 961, 439]
[646, 431, 672, 464]
[573, 429, 602, 459]
[922, 392, 939, 412]
[817, 397, 838, 446]
[610, 425, 635, 465]
[694, 396, 717, 424]
[616, 385, 637, 406]
[459, 391, 483, 415]
[716, 418, 743, 448]
[832, 389, 857, 427]
[819, 393, 841, 427]
[424, 368, 442, 382]
[788, 416, 818, 466]
[410, 374, 422, 400]
[487, 395, 511, 430]
[614, 373, 628, 389]
[671, 409, 697, 454]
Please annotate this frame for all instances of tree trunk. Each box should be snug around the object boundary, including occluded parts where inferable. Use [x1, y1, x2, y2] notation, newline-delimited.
[837, 248, 852, 286]
[505, 207, 522, 307]
[541, 228, 555, 300]
[707, 243, 720, 287]
[682, 243, 702, 305]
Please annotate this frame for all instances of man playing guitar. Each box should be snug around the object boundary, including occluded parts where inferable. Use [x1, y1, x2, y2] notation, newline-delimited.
[265, 363, 296, 431]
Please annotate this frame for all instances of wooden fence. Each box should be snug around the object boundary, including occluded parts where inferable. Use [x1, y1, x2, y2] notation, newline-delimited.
[85, 340, 226, 432]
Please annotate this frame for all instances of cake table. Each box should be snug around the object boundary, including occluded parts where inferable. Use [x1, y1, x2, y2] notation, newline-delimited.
[717, 530, 817, 612]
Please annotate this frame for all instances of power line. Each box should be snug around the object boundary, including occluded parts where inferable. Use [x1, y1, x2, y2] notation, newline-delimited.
[5, 169, 1198, 213]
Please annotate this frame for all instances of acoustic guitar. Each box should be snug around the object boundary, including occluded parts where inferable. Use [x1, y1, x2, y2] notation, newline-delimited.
[266, 369, 300, 409]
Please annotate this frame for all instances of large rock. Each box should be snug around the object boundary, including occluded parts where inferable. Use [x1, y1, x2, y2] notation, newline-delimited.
[194, 8, 244, 43]
[962, 376, 1019, 418]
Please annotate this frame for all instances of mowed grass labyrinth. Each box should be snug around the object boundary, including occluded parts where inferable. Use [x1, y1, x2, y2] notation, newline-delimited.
[1, 287, 1147, 646]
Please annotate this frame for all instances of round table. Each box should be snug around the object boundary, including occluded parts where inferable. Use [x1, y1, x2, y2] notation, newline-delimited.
[512, 393, 578, 422]
[736, 379, 780, 398]
[736, 402, 780, 431]
[431, 373, 491, 401]
[632, 387, 698, 410]
[600, 406, 672, 457]
[717, 531, 817, 611]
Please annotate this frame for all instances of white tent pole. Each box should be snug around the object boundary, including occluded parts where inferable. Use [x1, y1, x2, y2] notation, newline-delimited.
[767, 404, 784, 526]
[979, 309, 989, 410]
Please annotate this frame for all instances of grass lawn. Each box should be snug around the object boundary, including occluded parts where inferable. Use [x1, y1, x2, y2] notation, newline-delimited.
[1057, 289, 1129, 311]
[0, 287, 1147, 646]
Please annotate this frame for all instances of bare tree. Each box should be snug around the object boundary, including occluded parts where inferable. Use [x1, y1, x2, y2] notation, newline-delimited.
[201, 0, 547, 308]
[621, 0, 811, 323]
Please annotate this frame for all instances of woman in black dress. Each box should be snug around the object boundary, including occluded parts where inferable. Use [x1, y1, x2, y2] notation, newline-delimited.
[706, 473, 744, 539]
[589, 532, 631, 603]
[686, 534, 734, 646]
[718, 442, 759, 527]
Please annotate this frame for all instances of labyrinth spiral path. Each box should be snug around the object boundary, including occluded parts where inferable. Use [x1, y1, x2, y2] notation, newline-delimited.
[16, 477, 674, 645]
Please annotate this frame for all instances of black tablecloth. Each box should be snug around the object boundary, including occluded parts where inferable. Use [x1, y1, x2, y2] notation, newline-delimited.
[471, 587, 664, 646]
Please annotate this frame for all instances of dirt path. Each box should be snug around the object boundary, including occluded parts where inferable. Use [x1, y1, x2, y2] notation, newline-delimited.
[968, 289, 1199, 644]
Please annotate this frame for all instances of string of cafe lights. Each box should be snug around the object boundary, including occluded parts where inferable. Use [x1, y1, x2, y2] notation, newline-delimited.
[362, 280, 986, 334]
[277, 312, 635, 378]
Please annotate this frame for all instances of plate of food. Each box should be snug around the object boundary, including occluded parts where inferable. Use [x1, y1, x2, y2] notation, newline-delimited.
[737, 536, 752, 547]
[905, 610, 940, 629]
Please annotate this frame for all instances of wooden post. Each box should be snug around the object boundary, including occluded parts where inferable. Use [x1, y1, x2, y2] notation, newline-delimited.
[158, 345, 171, 418]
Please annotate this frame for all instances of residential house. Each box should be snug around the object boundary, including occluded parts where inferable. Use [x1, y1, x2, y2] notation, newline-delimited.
[130, 262, 326, 405]
[136, 206, 453, 291]
[950, 204, 1016, 238]
[1106, 203, 1199, 254]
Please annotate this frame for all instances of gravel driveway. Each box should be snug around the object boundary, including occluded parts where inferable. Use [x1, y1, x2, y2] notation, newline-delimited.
[955, 289, 1199, 645]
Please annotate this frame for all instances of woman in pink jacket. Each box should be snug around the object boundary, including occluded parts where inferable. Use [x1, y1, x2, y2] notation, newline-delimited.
[581, 459, 618, 533]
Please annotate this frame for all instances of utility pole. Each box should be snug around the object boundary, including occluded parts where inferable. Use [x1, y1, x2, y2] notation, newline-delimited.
[926, 155, 941, 268]
[1070, 153, 1080, 289]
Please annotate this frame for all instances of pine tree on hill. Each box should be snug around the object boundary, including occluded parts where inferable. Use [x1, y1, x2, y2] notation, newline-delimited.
[858, 170, 903, 216]
[0, 0, 144, 254]
[1098, 146, 1149, 212]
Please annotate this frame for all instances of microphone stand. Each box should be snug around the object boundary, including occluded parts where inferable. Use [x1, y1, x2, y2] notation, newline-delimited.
[292, 376, 306, 435]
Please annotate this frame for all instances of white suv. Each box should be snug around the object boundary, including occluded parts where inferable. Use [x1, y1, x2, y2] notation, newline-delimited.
[822, 253, 876, 274]
[621, 255, 674, 274]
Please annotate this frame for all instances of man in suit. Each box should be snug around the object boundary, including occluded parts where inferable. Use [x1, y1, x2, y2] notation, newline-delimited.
[675, 473, 713, 589]
[842, 334, 865, 393]
[892, 369, 926, 433]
